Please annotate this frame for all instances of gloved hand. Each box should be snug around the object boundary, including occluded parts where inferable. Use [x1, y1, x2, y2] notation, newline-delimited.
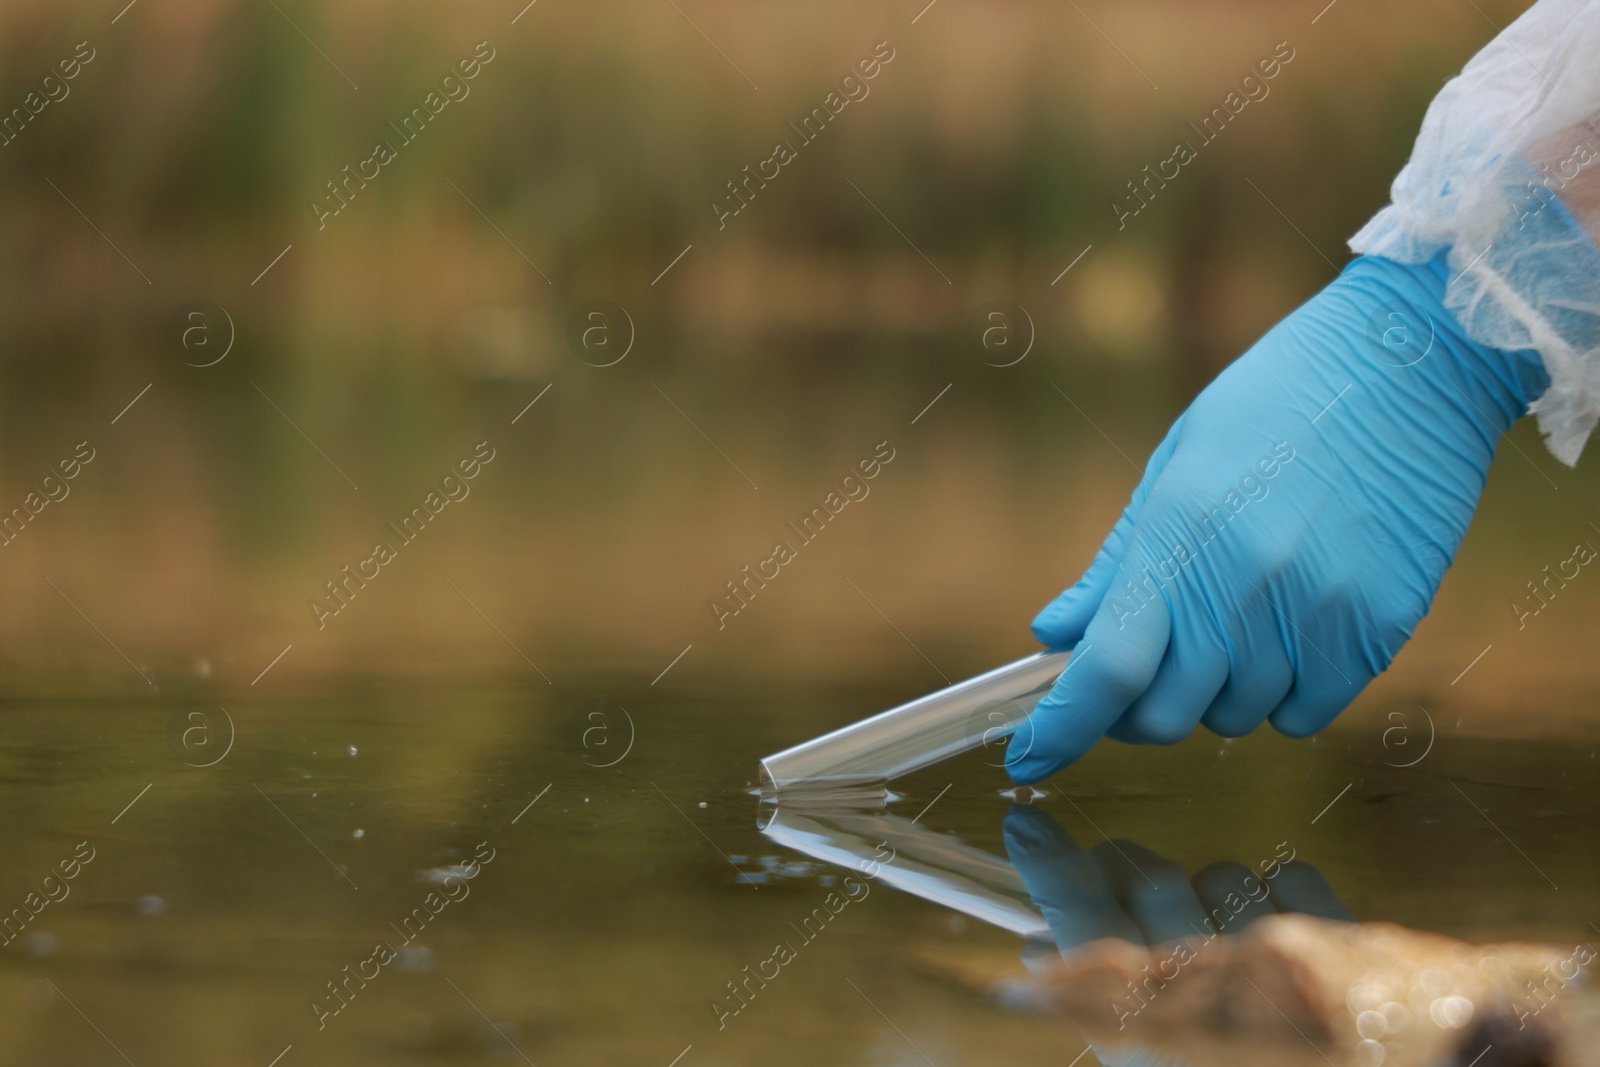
[1008, 253, 1549, 784]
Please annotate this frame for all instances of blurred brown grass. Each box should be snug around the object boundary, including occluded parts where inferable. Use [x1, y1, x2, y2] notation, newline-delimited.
[0, 0, 1591, 729]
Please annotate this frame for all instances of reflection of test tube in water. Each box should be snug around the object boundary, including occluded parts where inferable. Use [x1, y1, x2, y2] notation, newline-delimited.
[758, 651, 1070, 792]
[762, 809, 1201, 1067]
[757, 805, 1049, 938]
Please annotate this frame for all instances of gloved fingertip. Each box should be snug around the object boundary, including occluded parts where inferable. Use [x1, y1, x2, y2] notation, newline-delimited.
[1030, 617, 1075, 649]
[1031, 590, 1097, 647]
[1004, 761, 1043, 786]
[1002, 692, 1056, 785]
[1004, 746, 1060, 786]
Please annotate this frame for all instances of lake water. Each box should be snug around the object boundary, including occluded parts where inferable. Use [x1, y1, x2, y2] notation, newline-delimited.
[2, 678, 1594, 1066]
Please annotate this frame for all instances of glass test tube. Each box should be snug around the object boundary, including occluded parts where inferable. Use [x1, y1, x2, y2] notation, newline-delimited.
[758, 650, 1070, 791]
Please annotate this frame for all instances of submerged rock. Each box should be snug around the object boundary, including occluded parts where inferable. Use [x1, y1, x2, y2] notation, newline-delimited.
[1036, 914, 1598, 1067]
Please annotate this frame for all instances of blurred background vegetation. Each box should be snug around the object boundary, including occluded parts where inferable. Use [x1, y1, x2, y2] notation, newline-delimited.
[0, 0, 1594, 731]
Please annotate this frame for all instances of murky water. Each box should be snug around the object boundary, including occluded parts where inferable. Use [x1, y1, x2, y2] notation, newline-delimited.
[3, 679, 1594, 1065]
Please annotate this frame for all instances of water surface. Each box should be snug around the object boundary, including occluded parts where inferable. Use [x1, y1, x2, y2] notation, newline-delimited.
[2, 679, 1595, 1065]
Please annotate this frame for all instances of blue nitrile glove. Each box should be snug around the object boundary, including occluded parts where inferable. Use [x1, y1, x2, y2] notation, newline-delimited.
[1007, 253, 1549, 784]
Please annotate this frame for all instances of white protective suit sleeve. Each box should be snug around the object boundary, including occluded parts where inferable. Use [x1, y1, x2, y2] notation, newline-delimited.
[1349, 0, 1600, 465]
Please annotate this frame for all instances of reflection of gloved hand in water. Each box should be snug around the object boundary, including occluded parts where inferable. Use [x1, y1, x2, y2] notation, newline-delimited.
[1002, 806, 1349, 956]
[1002, 807, 1351, 1067]
[1008, 254, 1549, 784]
